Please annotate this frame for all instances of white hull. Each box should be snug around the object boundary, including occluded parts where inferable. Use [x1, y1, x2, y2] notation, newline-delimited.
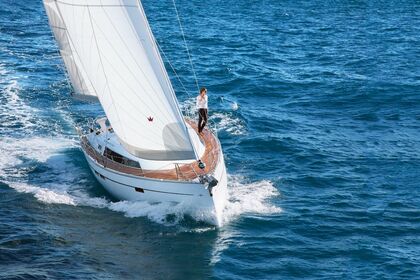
[82, 141, 228, 226]
[44, 0, 228, 226]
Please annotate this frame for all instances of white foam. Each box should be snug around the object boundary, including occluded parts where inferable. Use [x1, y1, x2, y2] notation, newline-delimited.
[187, 226, 217, 233]
[210, 176, 281, 263]
[0, 68, 276, 227]
[11, 182, 77, 205]
[231, 101, 239, 111]
[0, 136, 77, 177]
[0, 64, 6, 76]
[0, 64, 111, 212]
[2, 135, 279, 227]
[106, 175, 280, 227]
[0, 67, 80, 177]
[0, 134, 114, 210]
[211, 112, 246, 135]
[222, 175, 281, 224]
[0, 72, 98, 206]
[0, 71, 38, 135]
[108, 200, 215, 226]
[109, 200, 182, 225]
[71, 189, 110, 208]
[210, 228, 233, 265]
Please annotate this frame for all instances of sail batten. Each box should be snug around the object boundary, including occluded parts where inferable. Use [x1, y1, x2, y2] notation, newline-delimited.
[44, 0, 197, 160]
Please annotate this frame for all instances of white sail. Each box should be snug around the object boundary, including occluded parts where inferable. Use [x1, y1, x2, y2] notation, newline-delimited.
[43, 0, 196, 160]
[44, 0, 97, 101]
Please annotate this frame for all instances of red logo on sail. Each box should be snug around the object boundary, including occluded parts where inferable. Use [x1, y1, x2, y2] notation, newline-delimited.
[147, 116, 154, 122]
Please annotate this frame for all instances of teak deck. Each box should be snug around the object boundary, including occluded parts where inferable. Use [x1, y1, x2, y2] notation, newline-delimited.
[81, 120, 220, 181]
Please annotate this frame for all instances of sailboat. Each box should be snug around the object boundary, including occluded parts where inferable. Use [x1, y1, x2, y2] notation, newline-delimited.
[43, 0, 228, 226]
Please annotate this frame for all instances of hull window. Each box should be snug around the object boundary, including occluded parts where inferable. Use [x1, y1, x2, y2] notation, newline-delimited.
[94, 170, 106, 180]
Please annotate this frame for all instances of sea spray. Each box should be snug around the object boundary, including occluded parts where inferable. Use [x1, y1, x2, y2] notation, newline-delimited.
[222, 175, 281, 224]
[2, 133, 280, 226]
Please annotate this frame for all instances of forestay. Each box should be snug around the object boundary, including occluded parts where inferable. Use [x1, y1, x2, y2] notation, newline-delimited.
[43, 0, 197, 160]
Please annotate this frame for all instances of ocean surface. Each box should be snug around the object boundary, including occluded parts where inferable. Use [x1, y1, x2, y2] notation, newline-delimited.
[0, 0, 419, 279]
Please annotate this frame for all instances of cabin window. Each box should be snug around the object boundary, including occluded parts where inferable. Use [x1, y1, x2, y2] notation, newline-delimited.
[103, 147, 141, 168]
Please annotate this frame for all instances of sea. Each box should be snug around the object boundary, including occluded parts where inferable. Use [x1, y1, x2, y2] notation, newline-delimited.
[0, 0, 419, 279]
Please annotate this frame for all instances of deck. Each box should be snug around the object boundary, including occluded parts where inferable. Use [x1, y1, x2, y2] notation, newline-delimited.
[80, 120, 220, 181]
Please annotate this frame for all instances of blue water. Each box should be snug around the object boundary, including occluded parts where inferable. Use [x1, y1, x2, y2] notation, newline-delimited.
[1, 0, 419, 279]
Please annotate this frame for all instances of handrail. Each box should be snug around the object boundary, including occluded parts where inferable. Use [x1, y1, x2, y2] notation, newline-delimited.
[79, 125, 220, 182]
[76, 117, 221, 181]
[81, 137, 145, 175]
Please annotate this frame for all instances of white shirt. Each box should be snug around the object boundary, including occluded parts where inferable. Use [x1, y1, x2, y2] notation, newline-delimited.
[196, 95, 208, 109]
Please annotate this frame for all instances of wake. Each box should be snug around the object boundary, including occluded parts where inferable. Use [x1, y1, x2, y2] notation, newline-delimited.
[0, 66, 280, 228]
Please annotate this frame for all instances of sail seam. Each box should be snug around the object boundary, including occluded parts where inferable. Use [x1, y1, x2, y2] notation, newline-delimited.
[54, 1, 136, 8]
[135, 0, 199, 160]
[86, 3, 126, 138]
[98, 5, 177, 126]
[95, 54, 178, 143]
[52, 0, 97, 98]
[84, 8, 191, 146]
[45, 0, 200, 159]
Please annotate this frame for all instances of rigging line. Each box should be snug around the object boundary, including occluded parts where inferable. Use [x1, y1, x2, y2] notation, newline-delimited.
[97, 5, 188, 143]
[86, 4, 126, 138]
[56, 50, 77, 94]
[134, 1, 190, 128]
[104, 6, 172, 106]
[171, 0, 200, 94]
[66, 53, 91, 97]
[54, 0, 136, 8]
[90, 16, 175, 127]
[155, 39, 196, 119]
[88, 20, 175, 143]
[85, 26, 184, 145]
[98, 53, 180, 138]
[135, 0, 199, 160]
[155, 40, 192, 98]
[98, 7, 178, 126]
[55, 2, 190, 151]
[156, 45, 193, 119]
[162, 3, 200, 159]
[51, 1, 98, 98]
[95, 58, 173, 145]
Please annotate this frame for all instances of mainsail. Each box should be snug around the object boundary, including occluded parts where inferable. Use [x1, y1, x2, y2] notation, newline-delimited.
[43, 0, 196, 160]
[44, 0, 97, 101]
